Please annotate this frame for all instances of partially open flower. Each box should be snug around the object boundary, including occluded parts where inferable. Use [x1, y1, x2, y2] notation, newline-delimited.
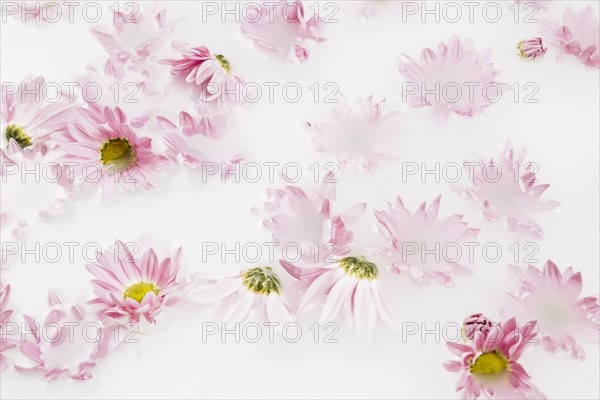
[517, 38, 547, 60]
[463, 313, 495, 342]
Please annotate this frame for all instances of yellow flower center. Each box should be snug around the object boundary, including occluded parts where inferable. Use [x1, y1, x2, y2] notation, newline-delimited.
[338, 256, 378, 280]
[123, 281, 159, 303]
[99, 138, 137, 172]
[470, 351, 509, 375]
[215, 54, 231, 74]
[4, 124, 32, 148]
[242, 266, 281, 295]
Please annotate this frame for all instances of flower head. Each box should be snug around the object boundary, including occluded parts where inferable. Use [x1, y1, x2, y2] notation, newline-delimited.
[463, 313, 496, 342]
[502, 260, 599, 360]
[517, 38, 547, 60]
[369, 195, 479, 287]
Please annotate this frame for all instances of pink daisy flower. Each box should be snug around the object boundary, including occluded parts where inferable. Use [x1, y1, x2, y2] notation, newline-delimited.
[454, 142, 560, 239]
[369, 195, 480, 287]
[86, 241, 188, 324]
[541, 6, 600, 68]
[253, 178, 366, 261]
[280, 256, 401, 341]
[308, 96, 405, 172]
[444, 318, 546, 399]
[190, 266, 293, 325]
[16, 292, 122, 380]
[463, 313, 496, 342]
[517, 38, 547, 60]
[1, 76, 73, 150]
[159, 41, 245, 105]
[240, 0, 324, 63]
[0, 284, 15, 372]
[398, 36, 504, 126]
[55, 106, 168, 200]
[502, 261, 599, 360]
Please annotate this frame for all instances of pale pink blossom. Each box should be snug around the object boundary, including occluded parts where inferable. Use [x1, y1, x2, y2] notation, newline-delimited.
[517, 38, 547, 60]
[0, 284, 15, 372]
[444, 318, 545, 399]
[86, 241, 189, 324]
[463, 313, 496, 342]
[453, 142, 560, 239]
[369, 195, 479, 287]
[502, 261, 599, 360]
[309, 96, 405, 172]
[399, 36, 504, 126]
[541, 6, 600, 68]
[240, 0, 324, 63]
[190, 266, 293, 325]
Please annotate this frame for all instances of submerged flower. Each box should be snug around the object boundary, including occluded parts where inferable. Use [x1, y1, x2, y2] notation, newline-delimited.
[399, 36, 504, 126]
[190, 266, 293, 325]
[0, 284, 15, 372]
[240, 0, 324, 63]
[444, 318, 545, 399]
[463, 313, 496, 342]
[517, 38, 547, 60]
[541, 6, 599, 68]
[502, 261, 599, 360]
[369, 195, 479, 287]
[280, 255, 401, 341]
[453, 142, 560, 239]
[86, 241, 188, 323]
[309, 96, 405, 172]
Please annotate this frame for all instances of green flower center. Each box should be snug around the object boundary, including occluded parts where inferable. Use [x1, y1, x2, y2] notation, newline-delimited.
[470, 351, 509, 375]
[517, 41, 527, 58]
[99, 138, 137, 172]
[338, 256, 378, 280]
[123, 281, 160, 303]
[242, 266, 281, 295]
[4, 124, 32, 148]
[215, 54, 231, 74]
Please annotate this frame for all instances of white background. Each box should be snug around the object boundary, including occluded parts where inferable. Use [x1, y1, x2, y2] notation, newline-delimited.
[1, 1, 599, 399]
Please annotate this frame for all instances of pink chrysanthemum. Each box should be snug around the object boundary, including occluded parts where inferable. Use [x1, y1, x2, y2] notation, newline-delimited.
[240, 0, 324, 63]
[1, 76, 72, 150]
[541, 6, 600, 68]
[159, 41, 245, 105]
[517, 38, 547, 60]
[463, 313, 496, 342]
[0, 284, 15, 372]
[280, 256, 401, 341]
[190, 266, 293, 325]
[55, 106, 168, 200]
[309, 96, 405, 172]
[399, 36, 504, 126]
[16, 292, 121, 380]
[454, 142, 560, 239]
[444, 318, 546, 399]
[86, 241, 188, 324]
[369, 195, 479, 287]
[502, 261, 599, 360]
[254, 178, 366, 260]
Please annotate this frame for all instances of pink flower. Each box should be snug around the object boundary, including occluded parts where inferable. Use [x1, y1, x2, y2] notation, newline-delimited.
[369, 195, 480, 287]
[399, 36, 504, 127]
[541, 6, 600, 68]
[463, 313, 496, 342]
[190, 266, 293, 325]
[502, 261, 599, 360]
[55, 106, 168, 200]
[444, 318, 546, 400]
[253, 178, 366, 260]
[1, 76, 73, 150]
[280, 256, 401, 341]
[309, 96, 405, 172]
[16, 292, 122, 380]
[453, 142, 560, 239]
[0, 284, 15, 372]
[159, 41, 245, 105]
[86, 241, 189, 324]
[517, 38, 547, 60]
[240, 0, 324, 63]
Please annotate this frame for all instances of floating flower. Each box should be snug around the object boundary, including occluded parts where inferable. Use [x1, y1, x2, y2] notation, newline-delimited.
[190, 266, 293, 325]
[0, 284, 15, 372]
[369, 195, 479, 287]
[541, 6, 599, 68]
[453, 142, 560, 239]
[398, 36, 504, 126]
[280, 256, 401, 341]
[16, 292, 121, 380]
[502, 261, 599, 360]
[463, 313, 496, 342]
[444, 318, 545, 399]
[517, 38, 547, 60]
[240, 0, 324, 63]
[308, 96, 405, 172]
[86, 240, 189, 323]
